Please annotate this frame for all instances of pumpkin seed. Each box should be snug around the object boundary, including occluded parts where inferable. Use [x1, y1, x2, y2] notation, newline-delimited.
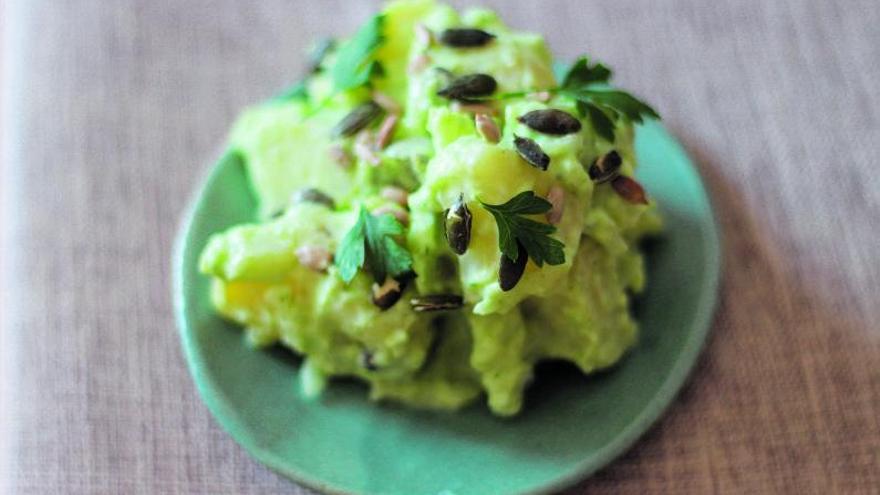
[332, 101, 382, 138]
[588, 150, 622, 183]
[439, 28, 496, 47]
[513, 135, 550, 170]
[372, 277, 405, 310]
[518, 109, 582, 135]
[444, 195, 472, 255]
[611, 175, 649, 204]
[437, 73, 497, 101]
[290, 188, 335, 209]
[410, 294, 464, 312]
[499, 240, 528, 291]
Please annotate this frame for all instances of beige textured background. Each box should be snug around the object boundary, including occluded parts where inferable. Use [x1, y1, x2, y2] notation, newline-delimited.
[1, 1, 879, 494]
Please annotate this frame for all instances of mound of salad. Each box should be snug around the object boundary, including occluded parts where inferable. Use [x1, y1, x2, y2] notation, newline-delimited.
[199, 0, 662, 416]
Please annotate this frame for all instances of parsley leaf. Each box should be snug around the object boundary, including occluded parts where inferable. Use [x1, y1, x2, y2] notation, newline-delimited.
[481, 191, 566, 267]
[560, 56, 612, 88]
[336, 207, 414, 284]
[330, 15, 385, 93]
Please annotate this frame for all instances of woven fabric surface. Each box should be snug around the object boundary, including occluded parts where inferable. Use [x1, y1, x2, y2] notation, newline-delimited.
[1, 1, 878, 493]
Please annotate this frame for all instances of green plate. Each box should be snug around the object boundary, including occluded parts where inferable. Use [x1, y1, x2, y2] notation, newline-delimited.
[174, 119, 721, 495]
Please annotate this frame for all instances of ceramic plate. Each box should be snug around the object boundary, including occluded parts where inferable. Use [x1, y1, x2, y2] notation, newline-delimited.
[174, 119, 721, 495]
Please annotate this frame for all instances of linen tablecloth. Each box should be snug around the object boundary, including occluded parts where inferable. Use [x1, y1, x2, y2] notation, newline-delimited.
[1, 1, 878, 493]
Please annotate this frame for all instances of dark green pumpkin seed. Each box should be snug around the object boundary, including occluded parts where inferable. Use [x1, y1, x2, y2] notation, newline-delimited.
[439, 28, 496, 47]
[513, 135, 550, 170]
[410, 294, 464, 312]
[437, 73, 497, 101]
[444, 195, 472, 255]
[332, 101, 382, 138]
[518, 109, 582, 135]
[499, 240, 528, 291]
[290, 188, 335, 209]
[611, 175, 649, 204]
[588, 150, 622, 183]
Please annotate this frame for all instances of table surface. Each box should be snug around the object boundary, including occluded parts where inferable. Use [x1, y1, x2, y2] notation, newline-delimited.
[2, 1, 879, 494]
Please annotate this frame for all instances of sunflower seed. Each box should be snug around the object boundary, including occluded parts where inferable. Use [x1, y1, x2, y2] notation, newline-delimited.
[372, 90, 401, 114]
[372, 277, 404, 310]
[328, 144, 352, 168]
[375, 114, 399, 149]
[588, 150, 622, 183]
[354, 130, 381, 166]
[518, 109, 582, 135]
[444, 195, 472, 255]
[380, 186, 409, 207]
[545, 185, 565, 225]
[332, 101, 382, 138]
[513, 135, 550, 170]
[527, 91, 552, 103]
[290, 188, 335, 209]
[437, 73, 497, 101]
[295, 245, 332, 272]
[372, 204, 410, 226]
[611, 175, 649, 205]
[439, 28, 496, 48]
[408, 53, 432, 74]
[410, 294, 464, 312]
[499, 240, 528, 291]
[475, 113, 501, 143]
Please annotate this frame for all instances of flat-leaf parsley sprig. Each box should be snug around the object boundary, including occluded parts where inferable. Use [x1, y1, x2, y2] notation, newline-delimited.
[336, 206, 414, 285]
[330, 14, 386, 93]
[492, 56, 659, 142]
[481, 191, 566, 268]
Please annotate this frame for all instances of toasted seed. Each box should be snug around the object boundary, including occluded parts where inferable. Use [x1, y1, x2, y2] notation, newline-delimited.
[545, 185, 565, 225]
[295, 245, 332, 272]
[499, 240, 528, 291]
[415, 24, 434, 46]
[444, 195, 472, 255]
[375, 114, 399, 149]
[354, 130, 381, 166]
[588, 150, 622, 183]
[372, 90, 401, 114]
[513, 135, 550, 170]
[439, 28, 496, 47]
[518, 109, 582, 135]
[290, 188, 335, 209]
[408, 53, 432, 74]
[475, 113, 501, 143]
[611, 175, 649, 205]
[410, 294, 464, 312]
[328, 144, 352, 169]
[372, 204, 410, 226]
[332, 101, 382, 138]
[437, 74, 497, 101]
[359, 349, 378, 371]
[380, 186, 409, 207]
[372, 277, 404, 310]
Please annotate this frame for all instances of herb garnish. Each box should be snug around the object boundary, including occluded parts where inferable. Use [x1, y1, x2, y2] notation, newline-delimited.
[492, 57, 659, 142]
[330, 15, 386, 93]
[481, 191, 565, 267]
[336, 206, 414, 284]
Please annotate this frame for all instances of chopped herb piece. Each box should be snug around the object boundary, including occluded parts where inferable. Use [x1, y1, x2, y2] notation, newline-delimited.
[481, 191, 566, 268]
[336, 207, 414, 284]
[330, 15, 385, 93]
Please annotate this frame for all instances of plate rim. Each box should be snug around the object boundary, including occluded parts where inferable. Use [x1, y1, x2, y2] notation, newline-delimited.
[172, 120, 722, 495]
